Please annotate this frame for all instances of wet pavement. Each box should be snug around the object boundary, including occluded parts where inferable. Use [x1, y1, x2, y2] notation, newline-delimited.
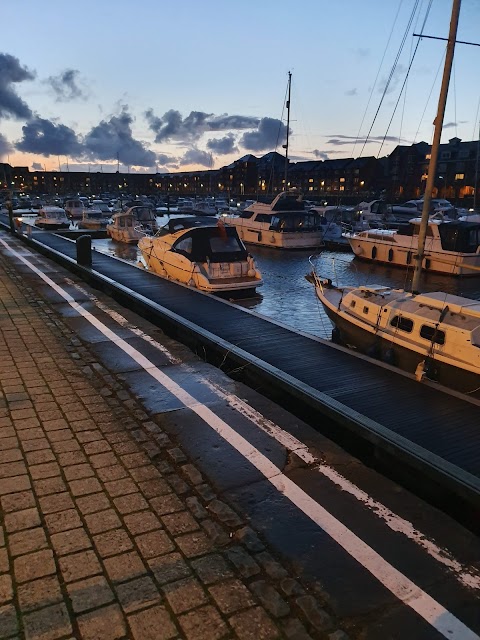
[0, 230, 479, 640]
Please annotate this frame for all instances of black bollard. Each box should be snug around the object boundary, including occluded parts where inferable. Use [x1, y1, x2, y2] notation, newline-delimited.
[76, 235, 92, 267]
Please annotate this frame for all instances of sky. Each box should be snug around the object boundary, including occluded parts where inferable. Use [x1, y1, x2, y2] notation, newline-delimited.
[0, 0, 479, 174]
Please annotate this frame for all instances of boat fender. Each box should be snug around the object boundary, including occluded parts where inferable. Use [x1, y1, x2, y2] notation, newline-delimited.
[366, 343, 380, 359]
[423, 357, 438, 381]
[331, 327, 343, 344]
[188, 278, 195, 287]
[247, 269, 256, 277]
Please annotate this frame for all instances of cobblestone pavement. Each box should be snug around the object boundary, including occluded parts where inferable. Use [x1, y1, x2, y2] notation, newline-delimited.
[0, 240, 350, 640]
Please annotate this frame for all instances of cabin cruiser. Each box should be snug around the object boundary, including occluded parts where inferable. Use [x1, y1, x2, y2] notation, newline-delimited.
[192, 201, 217, 216]
[223, 191, 324, 249]
[107, 206, 158, 244]
[78, 208, 109, 231]
[64, 199, 86, 220]
[34, 206, 70, 230]
[138, 216, 263, 294]
[311, 276, 480, 394]
[345, 216, 480, 276]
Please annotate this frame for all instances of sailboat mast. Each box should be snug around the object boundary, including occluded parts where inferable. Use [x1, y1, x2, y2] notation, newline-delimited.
[412, 0, 461, 292]
[284, 71, 292, 190]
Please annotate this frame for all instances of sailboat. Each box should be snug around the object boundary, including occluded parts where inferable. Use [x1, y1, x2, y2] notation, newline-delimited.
[311, 0, 480, 394]
[223, 72, 325, 250]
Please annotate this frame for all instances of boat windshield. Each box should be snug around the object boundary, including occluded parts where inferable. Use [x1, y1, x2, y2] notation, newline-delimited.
[173, 227, 247, 262]
[270, 213, 322, 232]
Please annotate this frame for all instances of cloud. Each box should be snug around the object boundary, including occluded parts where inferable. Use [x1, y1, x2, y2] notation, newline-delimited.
[313, 149, 329, 160]
[0, 53, 35, 120]
[0, 133, 13, 159]
[84, 107, 156, 167]
[46, 69, 89, 102]
[378, 64, 406, 95]
[240, 117, 288, 152]
[16, 117, 83, 156]
[206, 133, 238, 155]
[443, 121, 467, 129]
[179, 148, 212, 167]
[325, 134, 409, 146]
[156, 153, 178, 166]
[31, 162, 43, 170]
[145, 109, 260, 144]
[345, 88, 357, 96]
[352, 48, 370, 58]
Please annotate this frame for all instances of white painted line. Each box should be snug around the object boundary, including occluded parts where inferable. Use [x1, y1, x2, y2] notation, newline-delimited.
[3, 237, 478, 640]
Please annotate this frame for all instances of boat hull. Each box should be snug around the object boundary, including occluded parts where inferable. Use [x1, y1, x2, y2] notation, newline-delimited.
[321, 298, 480, 395]
[234, 226, 323, 249]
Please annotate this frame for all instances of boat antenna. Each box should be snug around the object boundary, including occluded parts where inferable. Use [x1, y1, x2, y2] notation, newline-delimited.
[282, 71, 292, 191]
[412, 0, 461, 293]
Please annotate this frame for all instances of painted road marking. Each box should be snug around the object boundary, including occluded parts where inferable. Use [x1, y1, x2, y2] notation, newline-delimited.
[2, 236, 478, 640]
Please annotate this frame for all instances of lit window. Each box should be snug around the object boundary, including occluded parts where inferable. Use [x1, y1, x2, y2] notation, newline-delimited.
[425, 154, 431, 160]
[340, 177, 345, 183]
[309, 178, 314, 183]
[455, 173, 465, 180]
[340, 186, 345, 191]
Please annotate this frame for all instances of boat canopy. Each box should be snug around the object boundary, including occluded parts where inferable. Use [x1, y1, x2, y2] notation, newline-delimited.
[171, 226, 248, 263]
[438, 221, 480, 252]
[271, 192, 305, 212]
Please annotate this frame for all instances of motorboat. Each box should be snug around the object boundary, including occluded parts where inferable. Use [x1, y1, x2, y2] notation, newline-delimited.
[138, 216, 263, 294]
[107, 206, 158, 244]
[312, 0, 480, 394]
[34, 206, 70, 230]
[78, 208, 109, 231]
[223, 191, 325, 250]
[345, 216, 480, 276]
[311, 277, 480, 394]
[192, 201, 217, 216]
[64, 199, 86, 220]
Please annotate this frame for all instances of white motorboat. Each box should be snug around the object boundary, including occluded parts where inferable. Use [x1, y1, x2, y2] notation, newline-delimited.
[64, 199, 86, 220]
[312, 0, 480, 393]
[78, 209, 109, 231]
[138, 216, 263, 295]
[345, 216, 480, 276]
[34, 206, 70, 230]
[107, 206, 158, 244]
[192, 201, 217, 216]
[223, 191, 325, 249]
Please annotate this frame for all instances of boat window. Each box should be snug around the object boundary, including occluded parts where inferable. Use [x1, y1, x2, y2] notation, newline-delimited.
[420, 325, 445, 345]
[390, 315, 413, 332]
[175, 237, 192, 255]
[255, 214, 273, 223]
[412, 224, 434, 237]
[239, 210, 254, 219]
[126, 217, 133, 227]
[350, 300, 356, 308]
[210, 236, 243, 254]
[363, 306, 369, 314]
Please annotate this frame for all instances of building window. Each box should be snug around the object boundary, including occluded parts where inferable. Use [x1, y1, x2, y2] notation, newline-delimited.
[441, 151, 451, 159]
[425, 154, 431, 160]
[339, 186, 345, 191]
[309, 178, 314, 183]
[455, 173, 465, 180]
[339, 177, 345, 183]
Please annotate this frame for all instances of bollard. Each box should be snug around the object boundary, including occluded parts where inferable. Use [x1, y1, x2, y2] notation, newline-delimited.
[76, 235, 92, 267]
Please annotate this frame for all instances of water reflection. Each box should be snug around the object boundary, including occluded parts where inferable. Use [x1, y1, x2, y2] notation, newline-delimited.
[91, 235, 480, 342]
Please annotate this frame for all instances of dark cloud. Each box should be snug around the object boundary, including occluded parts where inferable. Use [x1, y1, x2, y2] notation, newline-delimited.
[179, 148, 212, 167]
[145, 109, 260, 144]
[156, 153, 177, 166]
[325, 134, 408, 146]
[313, 149, 329, 160]
[0, 133, 13, 159]
[46, 69, 88, 102]
[443, 121, 467, 129]
[0, 53, 35, 120]
[84, 108, 156, 167]
[345, 88, 357, 96]
[240, 118, 288, 152]
[206, 133, 238, 155]
[31, 162, 43, 170]
[16, 117, 83, 156]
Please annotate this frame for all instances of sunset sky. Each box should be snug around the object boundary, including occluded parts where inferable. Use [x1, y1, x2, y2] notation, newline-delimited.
[1, 0, 479, 173]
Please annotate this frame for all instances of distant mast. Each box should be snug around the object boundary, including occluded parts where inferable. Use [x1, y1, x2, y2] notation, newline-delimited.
[283, 71, 292, 191]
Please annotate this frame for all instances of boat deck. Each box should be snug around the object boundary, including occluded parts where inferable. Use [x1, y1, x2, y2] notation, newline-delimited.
[4, 219, 480, 526]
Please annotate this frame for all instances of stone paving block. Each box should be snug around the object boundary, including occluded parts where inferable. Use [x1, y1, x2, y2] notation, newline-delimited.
[0, 450, 23, 464]
[93, 529, 133, 558]
[0, 549, 9, 574]
[77, 430, 103, 444]
[68, 477, 102, 497]
[256, 552, 289, 580]
[113, 493, 149, 515]
[0, 436, 20, 451]
[192, 554, 234, 585]
[83, 440, 112, 455]
[84, 509, 122, 535]
[77, 603, 126, 640]
[23, 602, 72, 640]
[97, 464, 128, 482]
[129, 465, 162, 483]
[209, 578, 256, 615]
[229, 606, 280, 640]
[139, 478, 172, 499]
[76, 492, 111, 515]
[116, 575, 161, 613]
[123, 511, 162, 536]
[0, 475, 31, 495]
[201, 520, 230, 547]
[120, 452, 150, 469]
[179, 604, 228, 640]
[180, 464, 203, 486]
[17, 575, 63, 612]
[57, 450, 87, 466]
[282, 618, 313, 640]
[25, 449, 55, 465]
[235, 527, 265, 552]
[4, 507, 40, 533]
[150, 493, 183, 516]
[50, 528, 92, 556]
[295, 596, 334, 633]
[166, 475, 189, 495]
[185, 496, 208, 520]
[45, 509, 83, 534]
[0, 603, 18, 638]
[63, 464, 94, 481]
[46, 429, 73, 443]
[14, 549, 56, 583]
[1, 491, 36, 513]
[51, 439, 80, 453]
[162, 576, 208, 614]
[103, 551, 146, 584]
[135, 530, 175, 560]
[0, 574, 13, 604]
[148, 552, 191, 586]
[0, 461, 27, 479]
[67, 575, 114, 613]
[161, 511, 199, 536]
[128, 604, 177, 640]
[59, 549, 103, 583]
[30, 462, 61, 480]
[8, 527, 48, 557]
[39, 492, 75, 515]
[89, 452, 118, 469]
[33, 476, 67, 496]
[104, 478, 137, 498]
[250, 581, 290, 618]
[175, 531, 214, 558]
